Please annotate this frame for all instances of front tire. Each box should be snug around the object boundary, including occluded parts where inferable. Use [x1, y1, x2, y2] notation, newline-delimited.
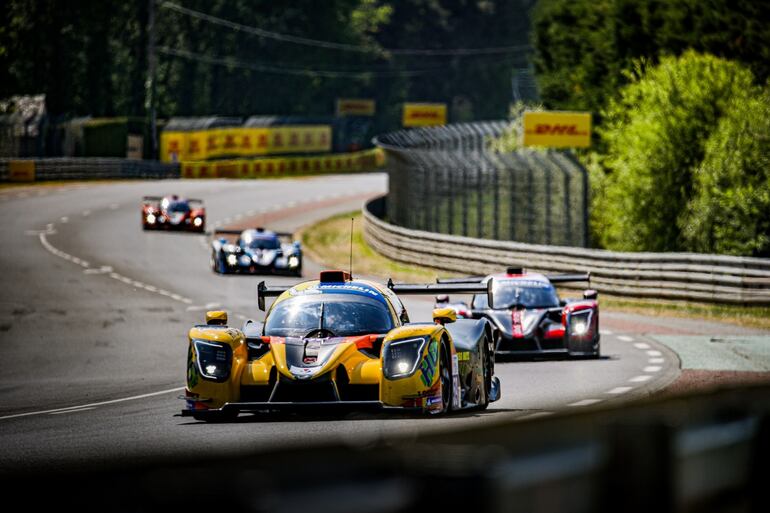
[477, 342, 491, 410]
[438, 342, 453, 414]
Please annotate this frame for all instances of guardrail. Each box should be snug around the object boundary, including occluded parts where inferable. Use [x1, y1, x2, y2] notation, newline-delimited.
[5, 383, 769, 512]
[364, 196, 770, 305]
[0, 158, 180, 181]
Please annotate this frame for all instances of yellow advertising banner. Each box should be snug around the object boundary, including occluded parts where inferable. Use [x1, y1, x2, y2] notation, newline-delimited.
[161, 125, 332, 162]
[403, 103, 447, 127]
[8, 160, 35, 182]
[179, 148, 384, 179]
[336, 98, 376, 117]
[522, 111, 592, 148]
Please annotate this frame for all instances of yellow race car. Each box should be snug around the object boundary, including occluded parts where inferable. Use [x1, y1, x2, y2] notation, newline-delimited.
[182, 270, 500, 421]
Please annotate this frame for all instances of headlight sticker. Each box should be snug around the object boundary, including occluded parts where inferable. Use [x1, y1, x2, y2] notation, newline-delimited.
[419, 339, 439, 387]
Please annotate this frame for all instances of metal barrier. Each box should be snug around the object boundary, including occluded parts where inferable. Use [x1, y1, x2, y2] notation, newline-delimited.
[0, 157, 180, 181]
[364, 196, 770, 305]
[4, 383, 769, 512]
[375, 121, 590, 248]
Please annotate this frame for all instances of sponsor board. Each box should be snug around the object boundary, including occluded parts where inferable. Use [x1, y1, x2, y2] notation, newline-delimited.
[8, 160, 35, 182]
[522, 111, 591, 148]
[402, 103, 447, 127]
[336, 98, 376, 117]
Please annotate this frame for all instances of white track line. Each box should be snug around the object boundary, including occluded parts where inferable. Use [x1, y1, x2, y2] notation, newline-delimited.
[600, 329, 613, 336]
[49, 407, 96, 415]
[0, 387, 185, 421]
[643, 366, 662, 373]
[517, 411, 554, 420]
[633, 342, 650, 349]
[629, 375, 653, 383]
[567, 399, 603, 407]
[649, 358, 665, 364]
[607, 387, 633, 395]
[617, 335, 634, 342]
[646, 350, 662, 357]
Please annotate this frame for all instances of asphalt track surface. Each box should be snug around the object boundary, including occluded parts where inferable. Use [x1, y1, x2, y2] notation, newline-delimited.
[0, 174, 744, 472]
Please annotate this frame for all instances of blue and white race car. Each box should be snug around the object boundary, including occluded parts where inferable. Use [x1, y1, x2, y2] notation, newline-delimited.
[210, 227, 302, 276]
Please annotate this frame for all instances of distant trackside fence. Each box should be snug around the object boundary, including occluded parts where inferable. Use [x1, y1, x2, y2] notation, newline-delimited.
[375, 121, 590, 248]
[364, 196, 770, 305]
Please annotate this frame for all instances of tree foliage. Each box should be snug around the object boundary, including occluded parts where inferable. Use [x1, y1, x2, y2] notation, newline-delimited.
[0, 0, 534, 133]
[592, 51, 768, 255]
[532, 0, 770, 117]
[682, 88, 770, 256]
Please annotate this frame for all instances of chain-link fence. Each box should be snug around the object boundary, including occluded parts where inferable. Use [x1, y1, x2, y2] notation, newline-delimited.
[375, 121, 590, 248]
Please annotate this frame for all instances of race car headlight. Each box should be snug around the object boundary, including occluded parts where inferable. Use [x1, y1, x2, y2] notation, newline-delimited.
[288, 255, 300, 268]
[146, 214, 156, 224]
[569, 310, 592, 336]
[223, 244, 238, 253]
[193, 339, 232, 381]
[226, 254, 238, 266]
[158, 215, 166, 223]
[193, 217, 203, 227]
[382, 337, 427, 379]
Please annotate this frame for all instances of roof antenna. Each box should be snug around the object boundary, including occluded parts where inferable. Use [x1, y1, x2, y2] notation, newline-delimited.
[349, 217, 354, 278]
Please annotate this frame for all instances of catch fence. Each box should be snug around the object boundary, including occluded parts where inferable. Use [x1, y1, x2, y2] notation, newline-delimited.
[375, 121, 589, 248]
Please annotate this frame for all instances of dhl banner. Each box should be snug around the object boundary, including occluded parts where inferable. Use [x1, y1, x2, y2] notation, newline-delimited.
[522, 111, 592, 148]
[336, 98, 376, 117]
[8, 160, 36, 182]
[180, 149, 384, 179]
[402, 103, 447, 127]
[161, 125, 333, 162]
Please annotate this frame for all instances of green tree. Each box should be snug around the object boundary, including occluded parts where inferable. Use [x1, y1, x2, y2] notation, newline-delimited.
[593, 51, 760, 252]
[681, 88, 770, 256]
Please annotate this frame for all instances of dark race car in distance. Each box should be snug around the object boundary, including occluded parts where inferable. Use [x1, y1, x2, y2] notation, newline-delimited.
[211, 227, 302, 276]
[142, 195, 205, 232]
[435, 267, 600, 358]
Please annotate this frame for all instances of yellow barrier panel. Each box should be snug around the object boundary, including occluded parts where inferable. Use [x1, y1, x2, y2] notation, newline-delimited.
[9, 160, 35, 182]
[179, 149, 384, 179]
[161, 125, 333, 162]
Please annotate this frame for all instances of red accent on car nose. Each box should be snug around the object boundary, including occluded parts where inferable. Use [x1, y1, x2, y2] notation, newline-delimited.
[512, 310, 524, 338]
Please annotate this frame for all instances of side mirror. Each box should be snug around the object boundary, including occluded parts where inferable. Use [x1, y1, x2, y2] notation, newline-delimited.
[433, 307, 457, 325]
[559, 298, 568, 307]
[206, 310, 228, 325]
[583, 289, 598, 300]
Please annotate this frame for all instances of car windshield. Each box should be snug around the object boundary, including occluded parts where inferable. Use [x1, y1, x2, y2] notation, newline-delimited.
[167, 201, 190, 213]
[248, 238, 280, 250]
[264, 293, 394, 337]
[473, 279, 559, 309]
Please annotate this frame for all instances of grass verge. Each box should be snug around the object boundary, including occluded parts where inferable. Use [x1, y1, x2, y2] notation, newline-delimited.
[300, 211, 770, 329]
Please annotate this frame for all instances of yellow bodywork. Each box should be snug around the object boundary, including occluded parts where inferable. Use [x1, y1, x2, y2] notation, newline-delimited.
[185, 280, 460, 414]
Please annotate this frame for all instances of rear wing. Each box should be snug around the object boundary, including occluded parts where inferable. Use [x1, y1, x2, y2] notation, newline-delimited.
[436, 276, 485, 284]
[142, 196, 163, 204]
[438, 273, 591, 285]
[213, 229, 244, 236]
[188, 198, 204, 206]
[547, 273, 591, 284]
[215, 228, 294, 239]
[257, 278, 493, 312]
